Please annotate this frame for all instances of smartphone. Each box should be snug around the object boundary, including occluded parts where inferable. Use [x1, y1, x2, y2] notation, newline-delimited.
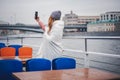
[35, 11, 38, 19]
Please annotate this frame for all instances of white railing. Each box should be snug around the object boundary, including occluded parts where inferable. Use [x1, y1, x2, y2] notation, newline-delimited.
[63, 36, 120, 68]
[1, 36, 120, 68]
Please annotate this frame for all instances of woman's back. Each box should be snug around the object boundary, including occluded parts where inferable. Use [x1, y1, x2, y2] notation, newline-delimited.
[34, 10, 64, 61]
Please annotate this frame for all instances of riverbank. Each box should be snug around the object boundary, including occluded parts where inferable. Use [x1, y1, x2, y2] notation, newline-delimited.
[63, 31, 120, 36]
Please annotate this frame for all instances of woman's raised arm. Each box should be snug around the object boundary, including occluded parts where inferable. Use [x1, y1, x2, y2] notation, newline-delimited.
[35, 17, 45, 31]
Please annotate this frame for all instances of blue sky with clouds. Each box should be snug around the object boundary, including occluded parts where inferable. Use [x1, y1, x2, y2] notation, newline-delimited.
[0, 0, 120, 24]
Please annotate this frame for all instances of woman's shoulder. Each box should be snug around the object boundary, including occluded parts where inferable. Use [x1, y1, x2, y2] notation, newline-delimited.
[54, 20, 64, 25]
[53, 20, 64, 28]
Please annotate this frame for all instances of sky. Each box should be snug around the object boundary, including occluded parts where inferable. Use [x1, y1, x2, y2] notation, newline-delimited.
[0, 0, 120, 24]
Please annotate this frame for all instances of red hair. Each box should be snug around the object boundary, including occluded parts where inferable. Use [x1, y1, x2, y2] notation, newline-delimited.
[48, 16, 54, 33]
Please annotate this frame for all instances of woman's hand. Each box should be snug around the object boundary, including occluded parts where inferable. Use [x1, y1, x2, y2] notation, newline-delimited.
[35, 17, 40, 23]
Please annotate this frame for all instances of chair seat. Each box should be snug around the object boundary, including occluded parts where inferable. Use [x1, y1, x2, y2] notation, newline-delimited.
[0, 43, 6, 49]
[0, 59, 23, 80]
[0, 47, 16, 57]
[18, 47, 32, 58]
[26, 58, 51, 71]
[52, 57, 76, 70]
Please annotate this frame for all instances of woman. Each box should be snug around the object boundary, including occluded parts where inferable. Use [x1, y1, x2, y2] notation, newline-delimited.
[34, 11, 64, 61]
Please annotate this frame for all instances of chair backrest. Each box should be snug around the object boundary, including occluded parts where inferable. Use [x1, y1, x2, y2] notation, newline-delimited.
[52, 57, 76, 70]
[0, 59, 23, 80]
[18, 47, 32, 58]
[8, 45, 22, 56]
[0, 43, 6, 49]
[0, 47, 15, 57]
[26, 58, 51, 71]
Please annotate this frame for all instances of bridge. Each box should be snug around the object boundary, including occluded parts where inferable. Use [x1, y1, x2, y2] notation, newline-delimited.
[0, 24, 87, 33]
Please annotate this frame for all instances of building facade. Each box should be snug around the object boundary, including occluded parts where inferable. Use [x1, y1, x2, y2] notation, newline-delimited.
[63, 11, 99, 26]
[100, 12, 120, 21]
[63, 11, 99, 32]
[63, 11, 79, 27]
[87, 11, 120, 32]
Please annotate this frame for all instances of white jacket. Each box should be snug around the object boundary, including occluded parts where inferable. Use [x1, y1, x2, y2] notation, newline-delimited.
[34, 20, 64, 60]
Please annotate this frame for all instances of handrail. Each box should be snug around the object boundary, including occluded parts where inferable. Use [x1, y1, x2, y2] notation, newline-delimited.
[63, 48, 120, 58]
[1, 35, 120, 39]
[63, 36, 120, 39]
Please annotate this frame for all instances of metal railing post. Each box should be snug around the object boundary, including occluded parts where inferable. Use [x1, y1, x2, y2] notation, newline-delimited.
[85, 38, 87, 51]
[84, 38, 89, 68]
[7, 36, 9, 46]
[21, 37, 23, 46]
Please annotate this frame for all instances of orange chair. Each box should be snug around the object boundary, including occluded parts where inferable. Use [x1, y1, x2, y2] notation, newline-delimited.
[0, 47, 16, 57]
[18, 47, 32, 58]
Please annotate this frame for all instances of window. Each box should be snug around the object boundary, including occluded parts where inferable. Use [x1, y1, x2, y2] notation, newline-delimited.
[106, 15, 108, 20]
[101, 16, 103, 20]
[104, 15, 105, 20]
[111, 14, 113, 20]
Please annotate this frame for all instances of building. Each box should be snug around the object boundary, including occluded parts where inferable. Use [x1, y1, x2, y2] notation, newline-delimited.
[63, 11, 79, 27]
[87, 21, 120, 32]
[0, 21, 25, 36]
[0, 20, 9, 25]
[63, 11, 99, 32]
[87, 11, 120, 32]
[63, 11, 99, 26]
[77, 16, 99, 25]
[100, 12, 120, 21]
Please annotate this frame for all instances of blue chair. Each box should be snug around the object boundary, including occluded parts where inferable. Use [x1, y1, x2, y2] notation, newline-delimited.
[26, 58, 51, 71]
[0, 43, 6, 49]
[52, 57, 76, 70]
[8, 45, 22, 56]
[0, 59, 23, 80]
